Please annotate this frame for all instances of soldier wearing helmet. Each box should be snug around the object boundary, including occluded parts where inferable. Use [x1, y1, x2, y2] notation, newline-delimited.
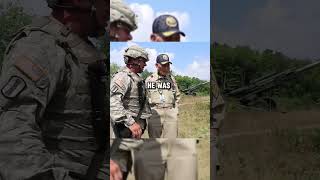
[109, 0, 138, 41]
[110, 45, 152, 139]
[0, 0, 112, 179]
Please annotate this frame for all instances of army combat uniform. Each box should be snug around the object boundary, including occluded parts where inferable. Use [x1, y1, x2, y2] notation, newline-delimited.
[145, 71, 181, 138]
[111, 138, 197, 180]
[0, 16, 109, 180]
[110, 67, 152, 138]
[211, 71, 226, 179]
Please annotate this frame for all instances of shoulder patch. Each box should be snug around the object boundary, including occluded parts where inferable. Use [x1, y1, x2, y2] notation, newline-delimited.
[114, 78, 125, 89]
[1, 76, 26, 99]
[14, 55, 47, 82]
[111, 72, 130, 93]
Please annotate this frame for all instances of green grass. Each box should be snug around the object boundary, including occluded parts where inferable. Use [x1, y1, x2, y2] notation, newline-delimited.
[178, 95, 210, 138]
[128, 96, 211, 180]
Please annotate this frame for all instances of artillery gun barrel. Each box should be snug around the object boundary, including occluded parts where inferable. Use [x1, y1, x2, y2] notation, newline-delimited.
[225, 60, 320, 98]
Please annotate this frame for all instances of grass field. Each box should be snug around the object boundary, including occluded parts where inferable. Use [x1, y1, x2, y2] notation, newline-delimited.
[127, 95, 211, 180]
[219, 111, 320, 180]
[178, 95, 210, 138]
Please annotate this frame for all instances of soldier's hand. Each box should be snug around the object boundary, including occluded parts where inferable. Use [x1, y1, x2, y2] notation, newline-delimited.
[129, 122, 142, 138]
[110, 160, 122, 180]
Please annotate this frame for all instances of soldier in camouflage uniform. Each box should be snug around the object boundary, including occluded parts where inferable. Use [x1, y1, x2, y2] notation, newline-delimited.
[145, 54, 181, 138]
[109, 50, 197, 180]
[0, 0, 110, 179]
[150, 15, 186, 42]
[110, 45, 152, 139]
[211, 69, 226, 180]
[109, 0, 137, 41]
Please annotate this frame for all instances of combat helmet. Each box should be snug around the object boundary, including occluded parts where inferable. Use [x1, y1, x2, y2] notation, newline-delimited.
[123, 45, 148, 64]
[110, 0, 138, 31]
[46, 0, 95, 10]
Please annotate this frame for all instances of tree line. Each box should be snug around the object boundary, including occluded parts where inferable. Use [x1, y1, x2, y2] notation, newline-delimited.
[0, 2, 31, 68]
[212, 42, 320, 109]
[111, 63, 210, 96]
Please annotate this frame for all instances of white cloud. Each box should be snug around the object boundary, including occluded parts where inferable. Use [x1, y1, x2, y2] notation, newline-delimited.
[111, 44, 209, 80]
[129, 3, 190, 42]
[110, 44, 176, 73]
[185, 58, 210, 80]
[129, 3, 154, 42]
[170, 59, 210, 81]
[156, 11, 190, 30]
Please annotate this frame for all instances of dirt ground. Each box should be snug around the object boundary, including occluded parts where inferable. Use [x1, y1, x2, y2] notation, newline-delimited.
[218, 111, 320, 180]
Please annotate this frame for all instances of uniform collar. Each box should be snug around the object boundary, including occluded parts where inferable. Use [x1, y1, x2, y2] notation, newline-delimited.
[155, 72, 171, 80]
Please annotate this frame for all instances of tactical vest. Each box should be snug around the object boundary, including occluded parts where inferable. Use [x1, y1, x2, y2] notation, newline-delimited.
[121, 68, 151, 119]
[5, 16, 106, 168]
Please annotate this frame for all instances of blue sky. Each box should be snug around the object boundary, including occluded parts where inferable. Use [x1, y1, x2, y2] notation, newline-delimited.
[213, 0, 320, 59]
[17, 0, 210, 42]
[111, 42, 210, 80]
[125, 0, 210, 42]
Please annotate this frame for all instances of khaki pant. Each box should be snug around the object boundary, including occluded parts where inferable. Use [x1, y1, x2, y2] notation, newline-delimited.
[148, 108, 178, 138]
[133, 139, 197, 180]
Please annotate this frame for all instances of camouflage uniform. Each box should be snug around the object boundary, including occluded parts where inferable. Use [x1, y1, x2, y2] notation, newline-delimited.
[111, 138, 197, 180]
[211, 71, 226, 179]
[145, 71, 181, 138]
[0, 16, 108, 179]
[110, 46, 152, 138]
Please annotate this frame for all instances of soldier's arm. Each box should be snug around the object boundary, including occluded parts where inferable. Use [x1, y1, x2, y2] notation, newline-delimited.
[110, 73, 135, 126]
[0, 32, 73, 179]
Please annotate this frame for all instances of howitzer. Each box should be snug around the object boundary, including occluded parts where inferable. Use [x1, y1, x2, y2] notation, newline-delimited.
[181, 81, 209, 96]
[224, 60, 320, 110]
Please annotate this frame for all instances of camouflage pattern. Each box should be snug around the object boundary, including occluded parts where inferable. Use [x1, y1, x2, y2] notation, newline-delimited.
[110, 0, 138, 31]
[111, 138, 197, 180]
[110, 67, 152, 132]
[0, 16, 108, 179]
[145, 72, 181, 138]
[123, 45, 149, 64]
[211, 71, 226, 179]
